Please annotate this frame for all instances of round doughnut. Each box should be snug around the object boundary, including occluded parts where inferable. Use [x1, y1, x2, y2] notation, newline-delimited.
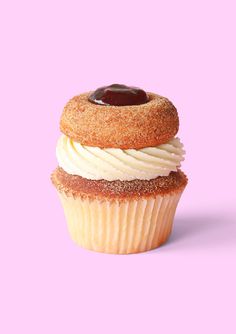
[60, 92, 179, 149]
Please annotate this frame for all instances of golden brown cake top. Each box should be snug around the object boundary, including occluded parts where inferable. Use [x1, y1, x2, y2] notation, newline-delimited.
[60, 86, 179, 149]
[51, 167, 187, 200]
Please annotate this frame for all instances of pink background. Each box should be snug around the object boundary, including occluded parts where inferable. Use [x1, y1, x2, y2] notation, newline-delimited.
[1, 0, 236, 333]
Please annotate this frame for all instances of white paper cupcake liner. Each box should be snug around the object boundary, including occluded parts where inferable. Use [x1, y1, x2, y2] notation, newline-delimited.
[58, 190, 183, 254]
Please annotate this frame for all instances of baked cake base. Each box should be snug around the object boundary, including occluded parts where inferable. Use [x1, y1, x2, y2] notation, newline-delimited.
[51, 168, 187, 254]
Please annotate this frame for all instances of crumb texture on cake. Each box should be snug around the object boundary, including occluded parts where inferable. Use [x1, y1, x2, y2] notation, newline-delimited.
[60, 92, 179, 149]
[51, 167, 187, 200]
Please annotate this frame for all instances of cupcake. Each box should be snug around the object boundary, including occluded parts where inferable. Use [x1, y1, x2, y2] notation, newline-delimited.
[51, 84, 187, 254]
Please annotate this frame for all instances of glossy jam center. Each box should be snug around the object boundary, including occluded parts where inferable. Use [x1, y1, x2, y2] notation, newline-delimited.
[88, 84, 149, 106]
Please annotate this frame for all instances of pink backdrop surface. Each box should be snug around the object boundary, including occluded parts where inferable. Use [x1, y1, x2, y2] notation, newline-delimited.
[1, 0, 236, 333]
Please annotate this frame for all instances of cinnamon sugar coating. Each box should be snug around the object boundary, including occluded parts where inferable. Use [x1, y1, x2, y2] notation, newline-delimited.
[60, 92, 179, 149]
[51, 167, 187, 201]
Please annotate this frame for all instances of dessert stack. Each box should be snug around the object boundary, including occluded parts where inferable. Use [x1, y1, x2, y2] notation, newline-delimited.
[51, 84, 187, 254]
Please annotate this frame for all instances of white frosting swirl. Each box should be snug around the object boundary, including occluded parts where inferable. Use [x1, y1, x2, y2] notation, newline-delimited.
[56, 135, 185, 181]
